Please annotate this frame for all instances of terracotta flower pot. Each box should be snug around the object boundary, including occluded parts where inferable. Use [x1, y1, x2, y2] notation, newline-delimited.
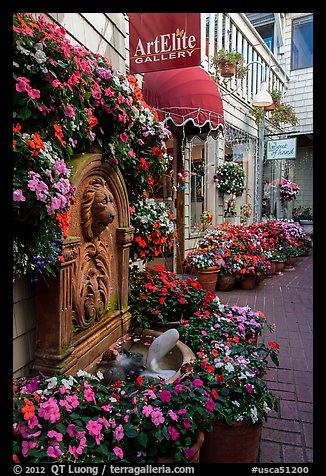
[273, 260, 285, 273]
[264, 100, 276, 111]
[192, 266, 219, 292]
[240, 274, 256, 290]
[156, 430, 204, 463]
[285, 255, 297, 267]
[216, 274, 236, 291]
[267, 261, 276, 277]
[200, 420, 262, 463]
[219, 63, 236, 78]
[148, 320, 181, 332]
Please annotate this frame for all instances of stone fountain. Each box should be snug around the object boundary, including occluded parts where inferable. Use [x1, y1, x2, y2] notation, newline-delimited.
[33, 153, 194, 378]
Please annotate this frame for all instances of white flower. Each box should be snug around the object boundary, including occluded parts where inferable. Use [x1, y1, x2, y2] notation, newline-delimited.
[46, 377, 57, 389]
[250, 406, 259, 424]
[34, 49, 47, 64]
[232, 400, 240, 407]
[263, 401, 271, 414]
[77, 369, 92, 378]
[96, 371, 104, 380]
[225, 362, 235, 372]
[61, 376, 76, 389]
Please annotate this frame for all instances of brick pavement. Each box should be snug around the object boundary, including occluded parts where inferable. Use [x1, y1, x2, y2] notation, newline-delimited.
[216, 253, 313, 463]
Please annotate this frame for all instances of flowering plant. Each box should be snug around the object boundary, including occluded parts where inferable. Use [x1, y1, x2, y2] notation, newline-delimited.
[13, 369, 216, 463]
[279, 179, 300, 202]
[129, 265, 216, 328]
[200, 210, 213, 225]
[182, 247, 224, 272]
[129, 199, 177, 262]
[13, 126, 75, 279]
[224, 196, 236, 217]
[179, 300, 280, 425]
[240, 203, 252, 224]
[214, 162, 245, 196]
[13, 13, 171, 279]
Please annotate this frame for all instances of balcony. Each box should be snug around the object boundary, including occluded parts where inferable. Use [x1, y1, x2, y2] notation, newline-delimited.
[203, 13, 289, 109]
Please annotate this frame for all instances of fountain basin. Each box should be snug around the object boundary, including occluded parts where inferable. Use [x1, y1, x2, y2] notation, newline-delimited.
[86, 327, 195, 384]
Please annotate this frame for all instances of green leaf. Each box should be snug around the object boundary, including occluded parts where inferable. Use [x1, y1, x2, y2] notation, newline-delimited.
[124, 425, 138, 438]
[19, 107, 32, 120]
[137, 432, 148, 447]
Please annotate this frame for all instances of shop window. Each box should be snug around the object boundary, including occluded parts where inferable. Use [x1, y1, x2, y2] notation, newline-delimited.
[291, 15, 313, 70]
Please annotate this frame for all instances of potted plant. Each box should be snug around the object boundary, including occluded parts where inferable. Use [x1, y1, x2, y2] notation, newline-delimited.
[211, 48, 244, 79]
[269, 102, 298, 128]
[250, 105, 266, 125]
[128, 265, 216, 331]
[214, 161, 245, 196]
[279, 179, 300, 202]
[129, 198, 177, 264]
[292, 207, 313, 237]
[178, 301, 280, 463]
[182, 247, 225, 292]
[264, 89, 283, 111]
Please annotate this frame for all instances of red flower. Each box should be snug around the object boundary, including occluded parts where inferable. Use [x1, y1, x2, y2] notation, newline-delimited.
[268, 341, 280, 351]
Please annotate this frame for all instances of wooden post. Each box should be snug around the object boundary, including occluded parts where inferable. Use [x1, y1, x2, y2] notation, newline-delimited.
[175, 134, 185, 273]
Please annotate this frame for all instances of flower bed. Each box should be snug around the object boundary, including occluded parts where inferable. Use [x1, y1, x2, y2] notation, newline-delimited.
[13, 370, 215, 463]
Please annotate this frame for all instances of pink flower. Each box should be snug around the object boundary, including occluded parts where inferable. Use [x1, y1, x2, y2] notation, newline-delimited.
[63, 104, 76, 117]
[27, 88, 40, 99]
[167, 409, 178, 421]
[193, 378, 203, 387]
[185, 447, 195, 460]
[160, 390, 171, 402]
[174, 384, 183, 394]
[114, 424, 124, 441]
[47, 444, 63, 459]
[84, 388, 96, 403]
[119, 132, 128, 143]
[113, 446, 124, 459]
[86, 420, 102, 436]
[52, 79, 61, 88]
[183, 418, 191, 429]
[15, 77, 30, 92]
[104, 87, 114, 97]
[27, 415, 39, 429]
[128, 150, 135, 158]
[245, 384, 253, 393]
[151, 408, 164, 426]
[53, 159, 67, 176]
[168, 426, 180, 441]
[13, 189, 26, 202]
[142, 405, 153, 417]
[22, 441, 37, 457]
[47, 430, 63, 442]
[38, 398, 61, 423]
[205, 398, 215, 413]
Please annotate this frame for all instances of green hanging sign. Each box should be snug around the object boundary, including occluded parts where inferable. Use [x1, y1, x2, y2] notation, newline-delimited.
[266, 138, 297, 160]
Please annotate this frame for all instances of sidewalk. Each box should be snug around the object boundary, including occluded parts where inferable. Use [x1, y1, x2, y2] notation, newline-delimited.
[216, 253, 313, 463]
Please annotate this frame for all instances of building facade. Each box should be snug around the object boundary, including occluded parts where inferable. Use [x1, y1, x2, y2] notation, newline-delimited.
[13, 12, 313, 376]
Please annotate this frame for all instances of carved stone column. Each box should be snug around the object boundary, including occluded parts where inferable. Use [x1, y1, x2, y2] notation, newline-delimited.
[33, 237, 80, 375]
[116, 226, 134, 310]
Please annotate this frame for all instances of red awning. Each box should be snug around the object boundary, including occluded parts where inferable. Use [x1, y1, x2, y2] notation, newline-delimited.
[142, 66, 224, 132]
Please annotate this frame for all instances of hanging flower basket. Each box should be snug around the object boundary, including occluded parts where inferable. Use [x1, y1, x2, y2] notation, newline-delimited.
[214, 162, 245, 197]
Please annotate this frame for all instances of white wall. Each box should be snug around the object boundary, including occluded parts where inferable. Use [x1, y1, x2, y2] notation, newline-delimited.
[278, 13, 313, 135]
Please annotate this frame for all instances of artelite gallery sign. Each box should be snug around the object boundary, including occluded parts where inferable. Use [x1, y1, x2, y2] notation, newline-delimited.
[266, 138, 297, 160]
[129, 13, 201, 74]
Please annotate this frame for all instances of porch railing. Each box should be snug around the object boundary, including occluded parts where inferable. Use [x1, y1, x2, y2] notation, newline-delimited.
[203, 13, 289, 107]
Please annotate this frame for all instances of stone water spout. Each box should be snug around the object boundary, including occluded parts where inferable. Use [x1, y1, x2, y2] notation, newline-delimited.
[140, 328, 180, 381]
[100, 328, 181, 384]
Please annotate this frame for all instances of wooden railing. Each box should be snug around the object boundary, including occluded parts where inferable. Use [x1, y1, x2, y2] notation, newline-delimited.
[203, 13, 289, 107]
